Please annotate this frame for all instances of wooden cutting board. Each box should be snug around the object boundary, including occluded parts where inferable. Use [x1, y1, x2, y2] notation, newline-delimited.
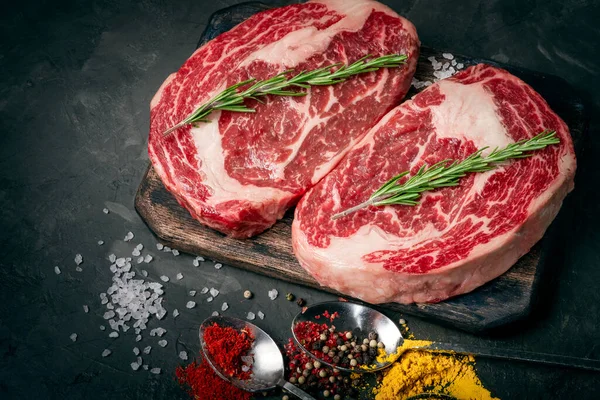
[135, 2, 588, 333]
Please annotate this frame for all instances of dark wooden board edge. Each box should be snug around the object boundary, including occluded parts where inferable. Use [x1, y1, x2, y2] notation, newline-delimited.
[135, 2, 589, 333]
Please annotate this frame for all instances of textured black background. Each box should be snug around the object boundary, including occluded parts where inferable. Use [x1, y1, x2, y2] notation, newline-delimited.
[1, 0, 599, 399]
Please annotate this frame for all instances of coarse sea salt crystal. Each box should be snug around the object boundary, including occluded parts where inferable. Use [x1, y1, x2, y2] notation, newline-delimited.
[136, 244, 143, 251]
[189, 290, 196, 296]
[98, 240, 104, 246]
[442, 52, 454, 60]
[158, 340, 167, 348]
[212, 311, 219, 316]
[83, 305, 89, 313]
[209, 288, 219, 297]
[132, 248, 141, 257]
[102, 349, 112, 357]
[268, 289, 278, 300]
[137, 256, 144, 264]
[70, 333, 78, 342]
[143, 346, 152, 354]
[135, 335, 142, 342]
[108, 254, 116, 263]
[156, 243, 164, 251]
[130, 362, 140, 371]
[75, 267, 83, 272]
[172, 309, 179, 318]
[143, 365, 149, 370]
[133, 347, 140, 356]
[186, 301, 196, 309]
[172, 249, 180, 256]
[179, 351, 188, 361]
[246, 312, 256, 320]
[176, 273, 183, 280]
[221, 302, 229, 311]
[150, 367, 161, 374]
[103, 208, 110, 214]
[54, 266, 61, 275]
[100, 325, 106, 331]
[457, 63, 464, 69]
[257, 311, 265, 320]
[451, 59, 457, 66]
[206, 297, 213, 303]
[75, 254, 83, 265]
[200, 287, 209, 294]
[160, 275, 169, 282]
[214, 263, 223, 270]
[109, 331, 119, 338]
[144, 255, 153, 263]
[124, 232, 134, 242]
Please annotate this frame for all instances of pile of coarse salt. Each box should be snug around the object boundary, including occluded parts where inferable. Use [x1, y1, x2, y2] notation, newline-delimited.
[101, 253, 167, 340]
[412, 53, 465, 90]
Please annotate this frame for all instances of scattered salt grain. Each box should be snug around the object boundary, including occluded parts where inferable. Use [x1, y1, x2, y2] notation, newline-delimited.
[214, 263, 223, 270]
[144, 255, 153, 263]
[143, 365, 149, 370]
[173, 309, 179, 318]
[257, 311, 265, 320]
[104, 310, 116, 320]
[150, 327, 167, 337]
[160, 275, 169, 282]
[132, 248, 141, 257]
[189, 290, 196, 296]
[133, 347, 140, 356]
[172, 249, 180, 256]
[221, 302, 229, 311]
[109, 331, 119, 338]
[70, 333, 78, 342]
[83, 305, 89, 313]
[100, 325, 106, 331]
[268, 289, 278, 300]
[200, 287, 209, 294]
[442, 53, 454, 60]
[206, 297, 213, 303]
[103, 208, 110, 214]
[54, 266, 61, 275]
[163, 246, 171, 252]
[451, 59, 457, 66]
[75, 267, 82, 272]
[98, 240, 104, 246]
[143, 346, 152, 354]
[179, 351, 188, 361]
[102, 349, 112, 357]
[212, 311, 219, 316]
[136, 244, 144, 251]
[457, 63, 464, 69]
[130, 362, 140, 371]
[124, 232, 134, 242]
[137, 256, 144, 264]
[156, 243, 164, 251]
[135, 335, 142, 342]
[150, 367, 161, 375]
[158, 340, 167, 348]
[108, 254, 116, 263]
[176, 273, 183, 280]
[209, 288, 219, 297]
[246, 312, 256, 320]
[141, 270, 148, 277]
[186, 301, 196, 309]
[196, 256, 205, 262]
[192, 259, 199, 267]
[74, 254, 83, 265]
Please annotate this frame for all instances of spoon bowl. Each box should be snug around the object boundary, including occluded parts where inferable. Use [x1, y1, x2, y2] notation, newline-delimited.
[200, 316, 315, 399]
[292, 301, 404, 373]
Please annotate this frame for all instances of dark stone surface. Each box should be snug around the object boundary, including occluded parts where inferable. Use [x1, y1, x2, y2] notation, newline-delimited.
[0, 0, 598, 399]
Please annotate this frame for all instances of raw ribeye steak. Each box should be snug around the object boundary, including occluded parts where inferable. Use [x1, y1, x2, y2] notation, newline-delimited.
[148, 0, 420, 237]
[292, 64, 576, 304]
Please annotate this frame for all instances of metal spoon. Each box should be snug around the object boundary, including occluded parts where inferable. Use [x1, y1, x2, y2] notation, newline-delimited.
[293, 301, 600, 373]
[199, 316, 316, 400]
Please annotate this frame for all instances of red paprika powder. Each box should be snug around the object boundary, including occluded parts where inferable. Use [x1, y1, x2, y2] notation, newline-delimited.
[176, 357, 253, 400]
[203, 322, 254, 380]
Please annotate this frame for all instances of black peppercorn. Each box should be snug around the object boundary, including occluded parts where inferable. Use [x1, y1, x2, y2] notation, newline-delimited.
[296, 298, 306, 307]
[369, 348, 378, 357]
[332, 356, 340, 364]
[368, 331, 378, 341]
[312, 341, 323, 351]
[336, 338, 343, 346]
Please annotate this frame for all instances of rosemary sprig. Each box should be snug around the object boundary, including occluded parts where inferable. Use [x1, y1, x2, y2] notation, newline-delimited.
[331, 130, 560, 220]
[162, 54, 408, 136]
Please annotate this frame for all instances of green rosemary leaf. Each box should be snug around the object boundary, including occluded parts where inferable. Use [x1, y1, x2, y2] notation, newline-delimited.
[162, 54, 407, 136]
[331, 130, 559, 220]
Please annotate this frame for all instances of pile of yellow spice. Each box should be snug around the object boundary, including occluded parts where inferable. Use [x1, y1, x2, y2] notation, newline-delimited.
[372, 339, 498, 400]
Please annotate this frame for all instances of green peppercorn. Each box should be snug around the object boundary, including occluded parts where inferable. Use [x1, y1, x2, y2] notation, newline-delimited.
[345, 332, 352, 339]
[329, 376, 336, 383]
[305, 362, 313, 370]
[319, 370, 327, 378]
[282, 396, 289, 400]
[328, 350, 335, 358]
[369, 339, 377, 348]
[323, 390, 330, 398]
[303, 369, 310, 377]
[298, 376, 305, 384]
[347, 354, 353, 359]
[289, 376, 296, 384]
[313, 360, 321, 369]
[243, 290, 253, 299]
[319, 333, 327, 341]
[363, 338, 369, 345]
[322, 345, 330, 353]
[377, 341, 384, 349]
[340, 345, 348, 352]
[334, 395, 341, 400]
[361, 344, 368, 352]
[286, 293, 295, 301]
[350, 359, 358, 367]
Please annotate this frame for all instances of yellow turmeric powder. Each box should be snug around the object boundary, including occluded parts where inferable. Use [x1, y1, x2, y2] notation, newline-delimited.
[374, 343, 498, 400]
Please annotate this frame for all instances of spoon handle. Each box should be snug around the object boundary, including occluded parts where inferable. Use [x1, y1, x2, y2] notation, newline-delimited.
[423, 342, 600, 372]
[280, 380, 317, 400]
